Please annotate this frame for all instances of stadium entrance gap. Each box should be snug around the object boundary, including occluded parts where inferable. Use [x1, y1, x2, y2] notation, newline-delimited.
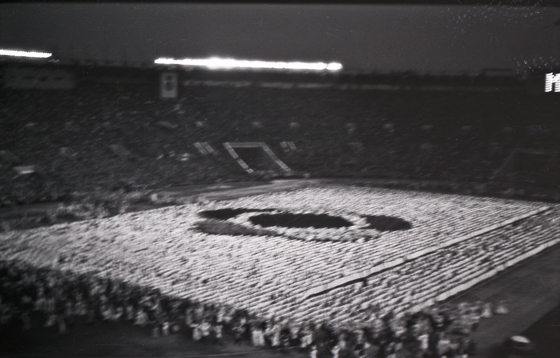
[223, 142, 290, 174]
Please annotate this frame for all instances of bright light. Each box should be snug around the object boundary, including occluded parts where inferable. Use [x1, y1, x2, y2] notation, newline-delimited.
[155, 57, 342, 72]
[0, 49, 52, 58]
[326, 62, 343, 71]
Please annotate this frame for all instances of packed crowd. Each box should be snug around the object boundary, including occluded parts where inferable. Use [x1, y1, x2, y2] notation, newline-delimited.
[1, 84, 559, 208]
[1, 82, 558, 356]
[214, 187, 545, 250]
[1, 187, 557, 329]
[1, 258, 510, 357]
[299, 208, 559, 325]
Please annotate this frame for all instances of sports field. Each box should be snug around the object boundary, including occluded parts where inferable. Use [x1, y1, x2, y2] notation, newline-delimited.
[1, 184, 558, 328]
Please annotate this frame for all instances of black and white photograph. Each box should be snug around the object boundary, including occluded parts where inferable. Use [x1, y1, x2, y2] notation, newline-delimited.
[0, 1, 559, 357]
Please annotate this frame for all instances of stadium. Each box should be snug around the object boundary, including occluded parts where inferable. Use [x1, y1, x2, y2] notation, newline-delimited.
[1, 3, 560, 358]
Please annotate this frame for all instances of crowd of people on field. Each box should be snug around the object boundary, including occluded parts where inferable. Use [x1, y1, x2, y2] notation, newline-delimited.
[0, 259, 511, 357]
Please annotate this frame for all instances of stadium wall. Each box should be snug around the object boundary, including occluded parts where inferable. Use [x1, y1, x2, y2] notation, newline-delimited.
[3, 65, 76, 89]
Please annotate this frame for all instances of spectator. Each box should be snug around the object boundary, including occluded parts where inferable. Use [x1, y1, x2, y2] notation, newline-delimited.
[251, 320, 266, 347]
[233, 316, 248, 344]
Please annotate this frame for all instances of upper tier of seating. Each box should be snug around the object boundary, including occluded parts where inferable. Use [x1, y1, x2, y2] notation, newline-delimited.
[1, 84, 558, 207]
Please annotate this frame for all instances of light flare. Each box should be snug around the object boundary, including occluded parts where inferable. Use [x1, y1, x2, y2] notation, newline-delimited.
[0, 49, 52, 58]
[155, 57, 342, 72]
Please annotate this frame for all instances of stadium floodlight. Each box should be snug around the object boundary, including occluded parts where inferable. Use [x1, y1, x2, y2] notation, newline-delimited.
[326, 62, 343, 71]
[154, 57, 342, 72]
[0, 49, 52, 58]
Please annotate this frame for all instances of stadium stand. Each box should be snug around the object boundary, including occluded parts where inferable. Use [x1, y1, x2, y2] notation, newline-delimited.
[1, 73, 559, 212]
[1, 66, 559, 356]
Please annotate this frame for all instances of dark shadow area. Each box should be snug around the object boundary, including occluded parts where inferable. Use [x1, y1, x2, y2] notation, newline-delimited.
[194, 219, 280, 237]
[489, 304, 560, 358]
[198, 208, 274, 220]
[364, 215, 412, 231]
[195, 213, 374, 243]
[249, 213, 353, 228]
[512, 152, 560, 188]
[518, 303, 560, 358]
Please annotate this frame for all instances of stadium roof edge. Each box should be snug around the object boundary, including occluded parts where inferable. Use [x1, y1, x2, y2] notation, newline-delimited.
[4, 0, 560, 5]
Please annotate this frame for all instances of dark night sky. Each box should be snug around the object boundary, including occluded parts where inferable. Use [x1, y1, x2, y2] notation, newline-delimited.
[0, 3, 559, 73]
